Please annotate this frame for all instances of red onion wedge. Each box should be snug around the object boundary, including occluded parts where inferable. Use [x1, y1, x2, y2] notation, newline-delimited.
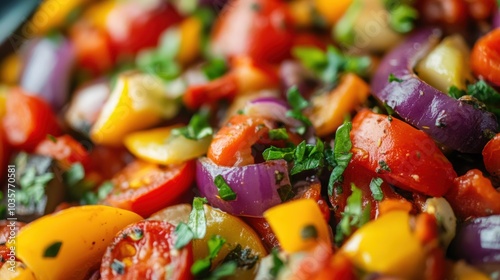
[450, 215, 500, 266]
[372, 28, 498, 153]
[196, 157, 290, 217]
[20, 36, 75, 110]
[493, 9, 500, 29]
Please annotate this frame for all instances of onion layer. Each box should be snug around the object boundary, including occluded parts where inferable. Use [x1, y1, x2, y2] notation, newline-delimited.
[371, 28, 498, 153]
[196, 157, 290, 217]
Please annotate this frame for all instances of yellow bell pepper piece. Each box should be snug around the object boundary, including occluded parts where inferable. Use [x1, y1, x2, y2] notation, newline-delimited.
[16, 205, 142, 280]
[341, 211, 426, 279]
[314, 0, 353, 25]
[177, 17, 202, 65]
[0, 261, 36, 280]
[310, 73, 370, 137]
[0, 54, 21, 85]
[288, 0, 314, 28]
[28, 0, 90, 35]
[90, 72, 179, 146]
[124, 125, 211, 165]
[264, 199, 331, 253]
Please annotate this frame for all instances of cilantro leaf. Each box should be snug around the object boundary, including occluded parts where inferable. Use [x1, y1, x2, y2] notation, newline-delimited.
[335, 184, 371, 245]
[174, 197, 208, 249]
[328, 121, 353, 196]
[369, 177, 384, 201]
[214, 175, 237, 201]
[172, 110, 213, 140]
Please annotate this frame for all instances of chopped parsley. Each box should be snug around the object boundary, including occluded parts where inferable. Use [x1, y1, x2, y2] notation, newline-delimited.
[202, 58, 228, 80]
[81, 181, 114, 205]
[286, 86, 312, 135]
[269, 249, 284, 278]
[277, 184, 295, 202]
[174, 197, 208, 249]
[172, 110, 213, 140]
[292, 45, 371, 85]
[377, 160, 392, 173]
[383, 102, 395, 119]
[63, 163, 85, 187]
[43, 241, 62, 258]
[223, 244, 259, 270]
[335, 184, 371, 245]
[46, 134, 57, 143]
[383, 0, 418, 33]
[263, 140, 325, 176]
[18, 166, 54, 207]
[369, 177, 384, 201]
[269, 128, 289, 140]
[214, 175, 237, 201]
[191, 235, 238, 279]
[450, 80, 500, 118]
[448, 85, 466, 99]
[327, 121, 353, 196]
[300, 224, 318, 240]
[388, 73, 403, 83]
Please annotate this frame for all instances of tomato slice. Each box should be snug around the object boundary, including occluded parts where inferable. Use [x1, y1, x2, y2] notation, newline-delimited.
[471, 28, 500, 86]
[350, 110, 457, 197]
[105, 160, 195, 217]
[2, 89, 61, 152]
[100, 220, 193, 280]
[211, 0, 295, 64]
[35, 135, 91, 170]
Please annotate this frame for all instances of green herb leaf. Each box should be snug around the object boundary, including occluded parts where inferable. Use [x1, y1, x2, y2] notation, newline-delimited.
[301, 224, 318, 240]
[269, 249, 284, 277]
[172, 110, 213, 140]
[214, 175, 237, 201]
[369, 177, 384, 201]
[43, 241, 62, 258]
[63, 163, 85, 187]
[203, 58, 228, 80]
[335, 184, 371, 245]
[222, 244, 259, 270]
[328, 121, 353, 196]
[262, 146, 295, 162]
[174, 223, 195, 249]
[81, 181, 114, 205]
[448, 86, 466, 99]
[388, 73, 403, 83]
[188, 197, 208, 239]
[191, 235, 227, 277]
[377, 160, 392, 173]
[388, 4, 418, 33]
[18, 166, 54, 207]
[269, 128, 289, 140]
[277, 184, 295, 202]
[209, 261, 237, 280]
[286, 86, 312, 135]
[47, 134, 57, 143]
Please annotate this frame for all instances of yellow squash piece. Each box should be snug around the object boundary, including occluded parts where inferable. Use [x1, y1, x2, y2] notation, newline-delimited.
[341, 211, 426, 279]
[90, 72, 179, 146]
[315, 0, 352, 25]
[310, 73, 370, 137]
[264, 199, 331, 253]
[124, 125, 211, 165]
[415, 35, 473, 93]
[16, 205, 142, 280]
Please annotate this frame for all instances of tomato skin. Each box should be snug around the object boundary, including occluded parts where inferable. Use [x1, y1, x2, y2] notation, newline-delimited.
[211, 0, 295, 64]
[483, 133, 500, 177]
[106, 160, 196, 217]
[2, 90, 61, 152]
[471, 28, 500, 86]
[100, 220, 193, 280]
[243, 217, 280, 251]
[350, 110, 457, 197]
[417, 0, 468, 25]
[207, 115, 270, 167]
[106, 2, 183, 56]
[445, 169, 500, 219]
[35, 135, 91, 170]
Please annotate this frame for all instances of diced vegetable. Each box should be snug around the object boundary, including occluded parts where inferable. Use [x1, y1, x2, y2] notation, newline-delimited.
[341, 211, 426, 279]
[470, 28, 500, 86]
[482, 133, 500, 177]
[264, 199, 331, 253]
[16, 205, 142, 280]
[90, 72, 179, 146]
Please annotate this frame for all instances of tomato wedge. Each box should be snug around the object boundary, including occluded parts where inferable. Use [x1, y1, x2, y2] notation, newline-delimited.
[350, 110, 457, 197]
[207, 115, 270, 167]
[482, 133, 500, 177]
[105, 160, 196, 217]
[471, 28, 500, 86]
[2, 90, 61, 152]
[100, 220, 193, 280]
